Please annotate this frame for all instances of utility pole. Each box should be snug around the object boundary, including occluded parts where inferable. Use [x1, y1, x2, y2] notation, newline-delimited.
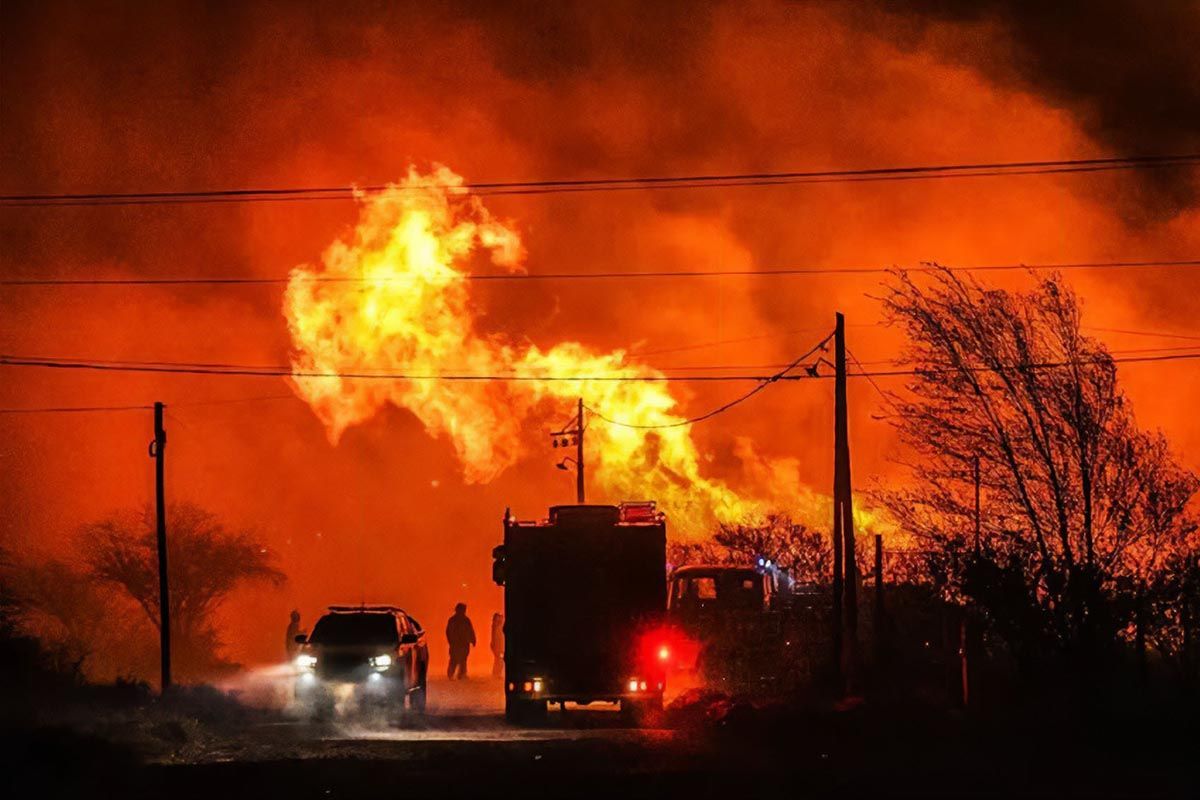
[833, 312, 858, 692]
[960, 615, 970, 708]
[973, 456, 981, 554]
[550, 399, 586, 504]
[832, 449, 844, 687]
[874, 533, 884, 666]
[149, 402, 171, 691]
[576, 397, 585, 504]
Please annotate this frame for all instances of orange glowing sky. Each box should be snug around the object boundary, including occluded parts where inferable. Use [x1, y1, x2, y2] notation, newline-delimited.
[1, 0, 1197, 675]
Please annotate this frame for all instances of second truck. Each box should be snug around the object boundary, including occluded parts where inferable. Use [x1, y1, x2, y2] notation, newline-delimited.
[492, 502, 669, 723]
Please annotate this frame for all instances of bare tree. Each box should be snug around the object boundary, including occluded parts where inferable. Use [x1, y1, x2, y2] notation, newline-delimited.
[79, 502, 285, 676]
[878, 268, 1198, 670]
[5, 557, 156, 681]
[0, 547, 23, 636]
[669, 513, 832, 586]
[716, 514, 831, 585]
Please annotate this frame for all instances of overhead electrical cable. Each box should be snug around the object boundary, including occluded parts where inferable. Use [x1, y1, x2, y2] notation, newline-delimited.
[4, 351, 1196, 384]
[1082, 325, 1200, 343]
[580, 343, 1200, 373]
[0, 403, 152, 414]
[0, 354, 789, 382]
[586, 332, 835, 429]
[3, 258, 1198, 287]
[847, 348, 899, 414]
[3, 153, 1197, 208]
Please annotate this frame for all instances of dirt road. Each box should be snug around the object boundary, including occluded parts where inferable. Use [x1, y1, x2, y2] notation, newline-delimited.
[12, 674, 1197, 799]
[131, 676, 713, 800]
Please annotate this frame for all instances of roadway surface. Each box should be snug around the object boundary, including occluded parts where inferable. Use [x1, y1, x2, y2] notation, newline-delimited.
[221, 674, 680, 752]
[14, 671, 1196, 800]
[138, 675, 716, 799]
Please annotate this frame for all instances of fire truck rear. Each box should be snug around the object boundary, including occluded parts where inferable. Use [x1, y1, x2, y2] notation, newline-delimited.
[492, 502, 668, 723]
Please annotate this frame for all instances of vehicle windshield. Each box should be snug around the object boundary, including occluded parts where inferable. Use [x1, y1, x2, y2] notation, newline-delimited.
[309, 613, 398, 646]
[671, 570, 763, 609]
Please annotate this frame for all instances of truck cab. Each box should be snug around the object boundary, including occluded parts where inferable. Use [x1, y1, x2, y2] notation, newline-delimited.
[667, 564, 795, 687]
[669, 565, 776, 618]
[493, 502, 668, 723]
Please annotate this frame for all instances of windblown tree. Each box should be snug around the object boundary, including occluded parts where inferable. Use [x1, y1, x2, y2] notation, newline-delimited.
[5, 557, 153, 679]
[715, 514, 831, 585]
[0, 547, 19, 634]
[79, 502, 285, 678]
[670, 514, 831, 585]
[879, 269, 1198, 674]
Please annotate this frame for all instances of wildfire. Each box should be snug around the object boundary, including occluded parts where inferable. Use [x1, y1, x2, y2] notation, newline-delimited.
[284, 166, 776, 534]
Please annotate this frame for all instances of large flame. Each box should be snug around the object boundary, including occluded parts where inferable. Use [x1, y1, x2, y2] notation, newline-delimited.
[284, 166, 771, 534]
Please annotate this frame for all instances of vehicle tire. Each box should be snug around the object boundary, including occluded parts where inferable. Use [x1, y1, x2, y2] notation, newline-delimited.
[311, 696, 335, 722]
[505, 696, 547, 725]
[621, 695, 664, 728]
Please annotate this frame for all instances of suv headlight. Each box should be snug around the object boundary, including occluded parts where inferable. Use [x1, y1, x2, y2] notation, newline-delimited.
[370, 654, 392, 669]
[296, 654, 317, 670]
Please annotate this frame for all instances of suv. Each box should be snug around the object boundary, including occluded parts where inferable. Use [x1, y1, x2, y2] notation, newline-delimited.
[294, 605, 429, 716]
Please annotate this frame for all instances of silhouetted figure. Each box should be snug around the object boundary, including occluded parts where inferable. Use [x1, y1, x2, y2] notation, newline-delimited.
[285, 609, 303, 660]
[490, 612, 505, 678]
[445, 602, 476, 679]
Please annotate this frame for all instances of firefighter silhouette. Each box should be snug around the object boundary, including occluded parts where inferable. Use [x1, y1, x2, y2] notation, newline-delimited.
[285, 609, 303, 661]
[445, 602, 476, 679]
[489, 612, 505, 677]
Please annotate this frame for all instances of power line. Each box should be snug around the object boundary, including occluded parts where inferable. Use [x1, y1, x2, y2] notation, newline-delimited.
[0, 394, 299, 415]
[3, 350, 1196, 384]
[634, 325, 1200, 363]
[840, 352, 1200, 379]
[3, 258, 1199, 287]
[603, 344, 1200, 373]
[4, 154, 1197, 207]
[638, 328, 1200, 366]
[847, 348, 900, 416]
[0, 354, 776, 382]
[628, 325, 870, 359]
[1083, 325, 1200, 343]
[172, 393, 296, 408]
[586, 332, 834, 429]
[0, 403, 151, 414]
[828, 343, 1200, 370]
[4, 257, 1195, 289]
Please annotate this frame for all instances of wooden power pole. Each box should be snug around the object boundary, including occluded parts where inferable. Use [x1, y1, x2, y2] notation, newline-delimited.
[874, 533, 884, 664]
[973, 456, 982, 554]
[551, 400, 586, 503]
[150, 402, 171, 691]
[576, 397, 585, 504]
[833, 312, 859, 692]
[832, 451, 844, 685]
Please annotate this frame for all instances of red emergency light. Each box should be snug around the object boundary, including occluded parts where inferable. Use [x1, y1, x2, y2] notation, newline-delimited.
[618, 501, 662, 524]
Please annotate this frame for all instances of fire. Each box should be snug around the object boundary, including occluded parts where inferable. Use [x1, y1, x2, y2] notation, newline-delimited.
[283, 166, 768, 534]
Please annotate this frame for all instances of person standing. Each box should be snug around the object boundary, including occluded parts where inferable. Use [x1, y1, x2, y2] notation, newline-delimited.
[445, 602, 476, 679]
[285, 609, 303, 661]
[489, 612, 505, 678]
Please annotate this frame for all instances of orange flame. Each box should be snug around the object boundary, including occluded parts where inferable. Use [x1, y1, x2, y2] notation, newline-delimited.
[284, 166, 781, 534]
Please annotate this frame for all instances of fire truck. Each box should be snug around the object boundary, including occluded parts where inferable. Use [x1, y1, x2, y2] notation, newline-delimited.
[492, 502, 669, 723]
[668, 564, 825, 690]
